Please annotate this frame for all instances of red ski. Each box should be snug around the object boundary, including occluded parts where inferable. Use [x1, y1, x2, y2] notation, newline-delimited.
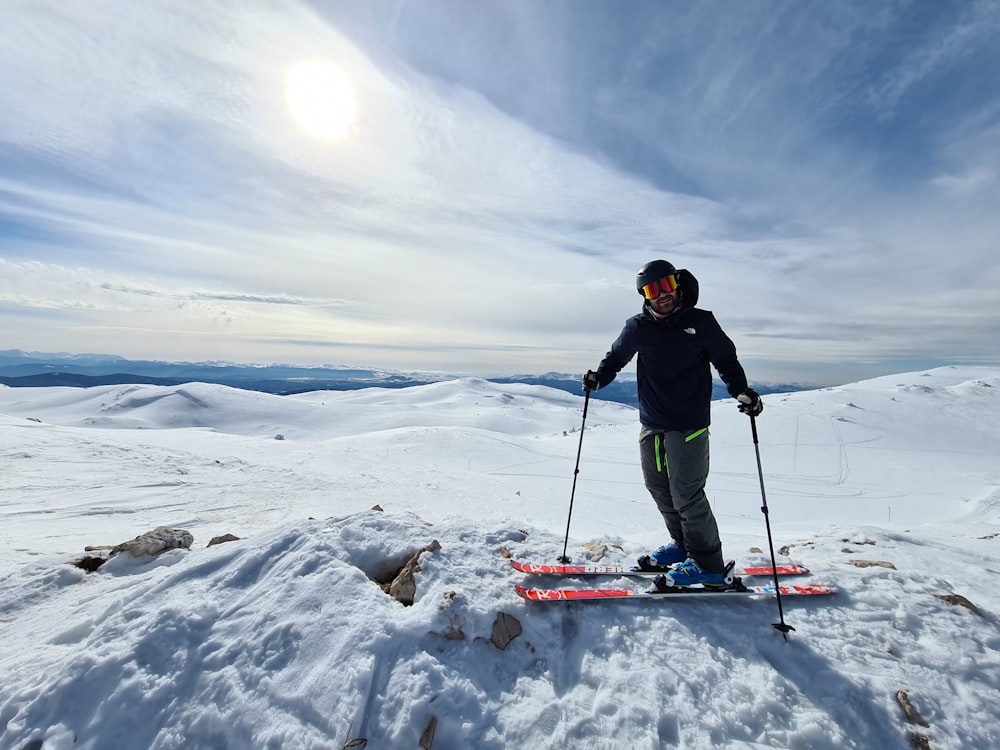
[510, 559, 810, 578]
[515, 582, 837, 602]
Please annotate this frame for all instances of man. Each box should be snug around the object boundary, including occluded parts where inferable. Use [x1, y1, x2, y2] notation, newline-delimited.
[583, 260, 763, 587]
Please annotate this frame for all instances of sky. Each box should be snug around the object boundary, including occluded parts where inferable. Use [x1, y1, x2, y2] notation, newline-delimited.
[1, 0, 999, 385]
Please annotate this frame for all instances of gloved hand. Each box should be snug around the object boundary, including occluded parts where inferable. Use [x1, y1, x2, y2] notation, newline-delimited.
[737, 389, 763, 416]
[582, 370, 600, 392]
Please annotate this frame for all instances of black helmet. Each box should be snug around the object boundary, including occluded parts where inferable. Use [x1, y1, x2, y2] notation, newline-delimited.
[636, 260, 677, 296]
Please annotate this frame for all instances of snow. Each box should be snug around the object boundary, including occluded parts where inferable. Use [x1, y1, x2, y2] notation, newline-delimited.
[1, 366, 999, 749]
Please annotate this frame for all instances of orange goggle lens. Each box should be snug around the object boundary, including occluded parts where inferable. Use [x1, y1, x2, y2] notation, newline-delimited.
[641, 274, 679, 300]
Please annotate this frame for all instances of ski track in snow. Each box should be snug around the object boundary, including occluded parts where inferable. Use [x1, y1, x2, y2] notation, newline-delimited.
[1, 368, 999, 749]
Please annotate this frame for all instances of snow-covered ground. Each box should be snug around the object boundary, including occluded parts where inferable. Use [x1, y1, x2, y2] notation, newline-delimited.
[1, 367, 998, 749]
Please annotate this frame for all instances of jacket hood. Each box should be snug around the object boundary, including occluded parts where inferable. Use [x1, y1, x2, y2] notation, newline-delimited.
[677, 268, 700, 309]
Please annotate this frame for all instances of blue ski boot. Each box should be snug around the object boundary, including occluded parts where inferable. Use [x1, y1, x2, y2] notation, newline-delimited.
[636, 543, 687, 572]
[661, 558, 732, 588]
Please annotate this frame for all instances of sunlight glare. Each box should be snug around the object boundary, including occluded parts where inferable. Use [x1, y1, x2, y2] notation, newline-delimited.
[285, 59, 357, 140]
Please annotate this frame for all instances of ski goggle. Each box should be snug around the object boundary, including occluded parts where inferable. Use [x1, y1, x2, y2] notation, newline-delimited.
[640, 274, 679, 300]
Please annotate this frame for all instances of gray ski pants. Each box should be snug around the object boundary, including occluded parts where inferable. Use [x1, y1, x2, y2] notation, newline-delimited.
[639, 426, 724, 573]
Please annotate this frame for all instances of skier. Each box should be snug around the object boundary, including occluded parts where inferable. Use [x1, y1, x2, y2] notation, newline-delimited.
[583, 260, 763, 587]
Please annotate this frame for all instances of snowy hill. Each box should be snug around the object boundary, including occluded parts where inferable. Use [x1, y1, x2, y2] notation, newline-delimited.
[1, 367, 998, 749]
[0, 349, 802, 406]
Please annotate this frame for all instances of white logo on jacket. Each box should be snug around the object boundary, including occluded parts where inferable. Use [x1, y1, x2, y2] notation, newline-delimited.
[684, 328, 696, 334]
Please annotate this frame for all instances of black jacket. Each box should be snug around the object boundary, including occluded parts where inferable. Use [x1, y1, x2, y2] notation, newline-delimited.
[594, 269, 749, 431]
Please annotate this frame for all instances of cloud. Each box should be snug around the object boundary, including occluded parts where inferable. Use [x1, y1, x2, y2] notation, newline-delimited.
[862, 2, 1000, 117]
[0, 1, 998, 384]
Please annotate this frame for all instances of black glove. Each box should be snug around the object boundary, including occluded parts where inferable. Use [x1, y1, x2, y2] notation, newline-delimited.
[737, 389, 763, 416]
[582, 370, 600, 392]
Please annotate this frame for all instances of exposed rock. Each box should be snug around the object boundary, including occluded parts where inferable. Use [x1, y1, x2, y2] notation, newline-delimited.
[748, 546, 764, 554]
[491, 612, 522, 650]
[76, 544, 116, 570]
[896, 690, 933, 748]
[73, 527, 193, 571]
[72, 554, 110, 572]
[850, 560, 897, 569]
[933, 593, 983, 617]
[582, 541, 608, 562]
[371, 504, 384, 512]
[112, 527, 194, 558]
[418, 715, 437, 750]
[207, 533, 241, 548]
[895, 690, 930, 727]
[387, 540, 441, 606]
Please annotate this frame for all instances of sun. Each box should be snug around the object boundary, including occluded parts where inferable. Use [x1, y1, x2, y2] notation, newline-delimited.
[285, 59, 358, 140]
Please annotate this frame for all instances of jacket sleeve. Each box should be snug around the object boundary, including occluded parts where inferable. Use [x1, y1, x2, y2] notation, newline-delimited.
[594, 319, 638, 389]
[706, 313, 749, 398]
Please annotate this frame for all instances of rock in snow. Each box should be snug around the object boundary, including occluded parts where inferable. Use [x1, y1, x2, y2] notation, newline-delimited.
[111, 526, 194, 558]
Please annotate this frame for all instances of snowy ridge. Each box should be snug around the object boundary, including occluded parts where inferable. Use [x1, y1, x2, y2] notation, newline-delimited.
[0, 377, 636, 438]
[1, 367, 999, 748]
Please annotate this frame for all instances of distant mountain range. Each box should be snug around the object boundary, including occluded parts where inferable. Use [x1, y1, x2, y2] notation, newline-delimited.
[0, 350, 805, 407]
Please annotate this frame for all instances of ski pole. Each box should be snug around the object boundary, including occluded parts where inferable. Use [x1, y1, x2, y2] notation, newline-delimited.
[558, 389, 591, 563]
[749, 414, 795, 638]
